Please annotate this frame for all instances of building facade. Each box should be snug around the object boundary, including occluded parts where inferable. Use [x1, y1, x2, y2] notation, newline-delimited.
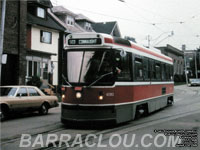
[1, 0, 65, 86]
[1, 0, 27, 85]
[27, 0, 65, 86]
[184, 49, 200, 79]
[157, 45, 184, 81]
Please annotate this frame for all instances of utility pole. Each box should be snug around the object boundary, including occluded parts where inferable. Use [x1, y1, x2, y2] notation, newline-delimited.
[0, 0, 7, 85]
[194, 52, 198, 78]
[146, 35, 151, 48]
[184, 53, 189, 86]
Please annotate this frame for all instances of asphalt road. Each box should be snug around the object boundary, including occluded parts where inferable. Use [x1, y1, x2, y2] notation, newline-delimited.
[0, 84, 200, 150]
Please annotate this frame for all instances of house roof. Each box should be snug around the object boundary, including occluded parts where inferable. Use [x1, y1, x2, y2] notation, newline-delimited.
[157, 44, 184, 56]
[75, 14, 94, 23]
[51, 6, 86, 33]
[27, 12, 66, 31]
[52, 6, 77, 17]
[92, 22, 116, 34]
[27, 0, 53, 8]
[48, 9, 85, 33]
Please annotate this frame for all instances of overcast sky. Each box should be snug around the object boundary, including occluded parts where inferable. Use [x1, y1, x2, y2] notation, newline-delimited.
[52, 0, 200, 50]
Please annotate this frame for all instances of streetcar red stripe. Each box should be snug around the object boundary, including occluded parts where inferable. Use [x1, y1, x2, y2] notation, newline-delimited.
[131, 44, 172, 62]
[104, 37, 172, 63]
[64, 84, 174, 105]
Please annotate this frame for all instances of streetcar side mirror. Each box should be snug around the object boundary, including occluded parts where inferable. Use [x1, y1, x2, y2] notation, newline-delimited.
[120, 50, 127, 57]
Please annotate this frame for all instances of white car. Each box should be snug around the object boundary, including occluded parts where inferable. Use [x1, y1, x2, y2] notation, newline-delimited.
[0, 86, 58, 121]
[189, 79, 200, 86]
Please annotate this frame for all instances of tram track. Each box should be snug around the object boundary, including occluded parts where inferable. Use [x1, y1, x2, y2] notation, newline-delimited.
[1, 97, 200, 149]
[38, 107, 200, 150]
[1, 85, 199, 150]
[1, 105, 199, 149]
[0, 123, 65, 145]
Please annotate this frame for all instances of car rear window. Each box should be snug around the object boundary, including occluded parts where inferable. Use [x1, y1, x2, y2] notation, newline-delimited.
[0, 87, 17, 96]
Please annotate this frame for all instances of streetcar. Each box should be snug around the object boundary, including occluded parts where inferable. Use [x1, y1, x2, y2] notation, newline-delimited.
[61, 32, 174, 124]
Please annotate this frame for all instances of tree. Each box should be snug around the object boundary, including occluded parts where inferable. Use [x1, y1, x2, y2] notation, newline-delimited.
[27, 76, 42, 88]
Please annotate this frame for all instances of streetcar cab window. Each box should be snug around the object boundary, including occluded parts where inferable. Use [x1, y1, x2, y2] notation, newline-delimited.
[66, 49, 115, 86]
[115, 51, 132, 81]
[134, 57, 143, 81]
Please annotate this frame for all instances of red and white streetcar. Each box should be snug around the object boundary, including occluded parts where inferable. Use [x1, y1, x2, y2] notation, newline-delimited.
[61, 32, 174, 124]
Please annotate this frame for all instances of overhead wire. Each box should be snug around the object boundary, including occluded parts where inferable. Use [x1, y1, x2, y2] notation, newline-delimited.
[51, 0, 199, 49]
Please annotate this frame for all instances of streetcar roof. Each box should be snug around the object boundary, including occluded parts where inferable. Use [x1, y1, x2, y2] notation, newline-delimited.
[65, 32, 173, 64]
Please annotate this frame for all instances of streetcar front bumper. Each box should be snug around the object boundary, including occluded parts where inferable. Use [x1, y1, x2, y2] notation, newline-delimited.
[61, 103, 117, 124]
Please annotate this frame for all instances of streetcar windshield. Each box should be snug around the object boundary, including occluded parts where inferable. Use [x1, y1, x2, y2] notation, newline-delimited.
[66, 49, 115, 86]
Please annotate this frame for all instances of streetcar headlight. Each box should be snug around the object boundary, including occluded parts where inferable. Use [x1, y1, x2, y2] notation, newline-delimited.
[99, 95, 104, 100]
[62, 94, 65, 99]
[76, 92, 82, 99]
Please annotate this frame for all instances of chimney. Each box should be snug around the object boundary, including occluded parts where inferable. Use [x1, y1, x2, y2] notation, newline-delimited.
[182, 44, 186, 51]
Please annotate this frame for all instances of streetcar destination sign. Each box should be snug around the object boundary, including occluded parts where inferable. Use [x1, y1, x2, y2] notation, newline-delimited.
[68, 38, 102, 45]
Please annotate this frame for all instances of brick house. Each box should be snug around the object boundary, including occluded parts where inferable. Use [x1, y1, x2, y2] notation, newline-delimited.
[157, 45, 184, 81]
[184, 49, 200, 78]
[1, 0, 27, 85]
[1, 0, 65, 86]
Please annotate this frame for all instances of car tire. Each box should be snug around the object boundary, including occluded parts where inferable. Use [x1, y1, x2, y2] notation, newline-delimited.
[39, 103, 49, 115]
[0, 107, 7, 121]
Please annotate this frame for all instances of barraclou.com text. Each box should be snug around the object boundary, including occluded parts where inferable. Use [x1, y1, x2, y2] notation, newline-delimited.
[19, 133, 182, 148]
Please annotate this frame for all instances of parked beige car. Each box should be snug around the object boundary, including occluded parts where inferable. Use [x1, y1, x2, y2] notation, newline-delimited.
[0, 86, 58, 121]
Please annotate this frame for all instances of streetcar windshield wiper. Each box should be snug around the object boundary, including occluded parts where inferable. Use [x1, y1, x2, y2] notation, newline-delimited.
[87, 72, 113, 88]
[62, 74, 72, 87]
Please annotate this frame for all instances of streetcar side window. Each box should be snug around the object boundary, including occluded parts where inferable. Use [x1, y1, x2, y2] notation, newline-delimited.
[170, 65, 174, 81]
[166, 65, 170, 81]
[161, 63, 166, 81]
[143, 57, 150, 81]
[150, 59, 156, 81]
[155, 61, 161, 81]
[115, 52, 132, 81]
[134, 57, 143, 81]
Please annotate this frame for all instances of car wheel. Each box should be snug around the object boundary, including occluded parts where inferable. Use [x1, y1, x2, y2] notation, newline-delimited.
[39, 103, 49, 115]
[0, 107, 6, 121]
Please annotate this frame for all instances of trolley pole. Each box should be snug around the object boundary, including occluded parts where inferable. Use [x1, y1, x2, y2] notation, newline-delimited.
[0, 0, 7, 85]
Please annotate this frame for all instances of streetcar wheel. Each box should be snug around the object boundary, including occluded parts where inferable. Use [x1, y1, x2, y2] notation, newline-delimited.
[167, 96, 174, 106]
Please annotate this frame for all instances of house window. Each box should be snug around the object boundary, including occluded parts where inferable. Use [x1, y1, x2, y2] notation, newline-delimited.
[37, 7, 45, 18]
[66, 16, 74, 26]
[40, 31, 52, 44]
[27, 60, 41, 77]
[26, 57, 50, 81]
[43, 63, 48, 79]
[85, 22, 91, 31]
